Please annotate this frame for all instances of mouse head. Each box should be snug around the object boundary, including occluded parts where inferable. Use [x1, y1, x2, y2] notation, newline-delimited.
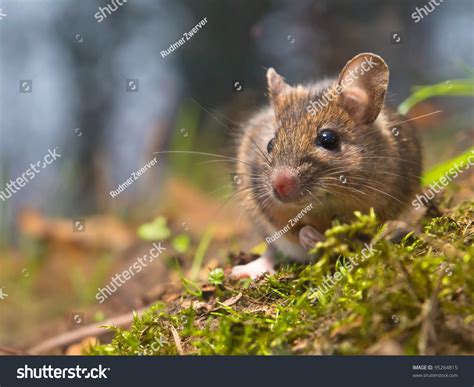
[262, 53, 389, 206]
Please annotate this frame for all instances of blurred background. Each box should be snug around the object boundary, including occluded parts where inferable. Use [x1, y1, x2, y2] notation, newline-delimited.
[0, 0, 473, 351]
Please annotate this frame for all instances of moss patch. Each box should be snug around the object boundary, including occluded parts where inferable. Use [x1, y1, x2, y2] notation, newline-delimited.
[88, 201, 473, 355]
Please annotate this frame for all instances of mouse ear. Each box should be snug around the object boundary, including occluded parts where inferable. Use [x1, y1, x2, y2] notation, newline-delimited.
[337, 53, 389, 124]
[267, 68, 290, 102]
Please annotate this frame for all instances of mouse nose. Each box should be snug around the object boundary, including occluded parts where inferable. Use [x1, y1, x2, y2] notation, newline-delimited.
[272, 168, 299, 202]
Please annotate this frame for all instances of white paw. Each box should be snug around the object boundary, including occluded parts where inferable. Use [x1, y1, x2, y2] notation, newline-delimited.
[299, 225, 325, 251]
[230, 256, 276, 280]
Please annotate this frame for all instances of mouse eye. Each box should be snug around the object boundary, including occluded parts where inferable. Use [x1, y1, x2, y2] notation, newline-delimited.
[316, 129, 339, 150]
[267, 138, 275, 153]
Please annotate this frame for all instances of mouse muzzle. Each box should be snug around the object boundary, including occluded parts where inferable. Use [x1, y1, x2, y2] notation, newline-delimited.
[271, 167, 300, 202]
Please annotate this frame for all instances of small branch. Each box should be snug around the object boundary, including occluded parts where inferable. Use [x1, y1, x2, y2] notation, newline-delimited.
[29, 306, 150, 355]
[418, 267, 443, 355]
[169, 325, 184, 355]
[0, 345, 27, 355]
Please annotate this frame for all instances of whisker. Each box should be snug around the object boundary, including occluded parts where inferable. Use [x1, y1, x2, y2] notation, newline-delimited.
[215, 184, 266, 215]
[153, 150, 256, 168]
[259, 194, 274, 215]
[197, 159, 240, 166]
[357, 156, 420, 165]
[390, 110, 443, 127]
[318, 182, 366, 205]
[375, 170, 421, 183]
[191, 98, 232, 131]
[325, 169, 420, 184]
[321, 179, 370, 197]
[305, 188, 323, 208]
[207, 183, 233, 197]
[333, 177, 406, 205]
[363, 184, 405, 205]
[245, 135, 271, 165]
[354, 110, 442, 143]
[207, 106, 240, 126]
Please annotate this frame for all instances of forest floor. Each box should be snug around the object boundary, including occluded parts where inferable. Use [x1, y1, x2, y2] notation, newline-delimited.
[86, 176, 473, 356]
[1, 173, 472, 356]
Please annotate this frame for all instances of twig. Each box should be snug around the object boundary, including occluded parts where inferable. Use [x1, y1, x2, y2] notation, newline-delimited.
[418, 267, 443, 355]
[0, 345, 28, 355]
[169, 325, 184, 355]
[29, 306, 150, 355]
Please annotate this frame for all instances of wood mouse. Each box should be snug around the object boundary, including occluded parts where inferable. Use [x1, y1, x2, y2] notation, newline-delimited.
[230, 53, 422, 279]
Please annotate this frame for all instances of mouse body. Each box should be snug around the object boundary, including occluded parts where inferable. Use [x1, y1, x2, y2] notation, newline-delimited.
[231, 53, 422, 279]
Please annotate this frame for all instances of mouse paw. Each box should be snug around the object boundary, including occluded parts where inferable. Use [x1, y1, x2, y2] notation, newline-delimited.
[299, 225, 325, 251]
[230, 256, 276, 280]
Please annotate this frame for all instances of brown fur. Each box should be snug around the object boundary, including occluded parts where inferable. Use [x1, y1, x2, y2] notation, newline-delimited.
[234, 53, 422, 256]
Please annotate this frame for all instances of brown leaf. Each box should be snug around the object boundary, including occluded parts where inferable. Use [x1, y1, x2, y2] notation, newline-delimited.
[19, 210, 134, 251]
[222, 292, 242, 307]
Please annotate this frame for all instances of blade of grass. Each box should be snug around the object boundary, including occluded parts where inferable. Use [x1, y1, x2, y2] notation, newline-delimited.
[190, 226, 214, 280]
[398, 78, 474, 115]
[169, 102, 200, 175]
[422, 146, 474, 186]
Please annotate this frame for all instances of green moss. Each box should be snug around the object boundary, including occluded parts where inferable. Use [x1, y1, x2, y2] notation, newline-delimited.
[88, 201, 473, 355]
